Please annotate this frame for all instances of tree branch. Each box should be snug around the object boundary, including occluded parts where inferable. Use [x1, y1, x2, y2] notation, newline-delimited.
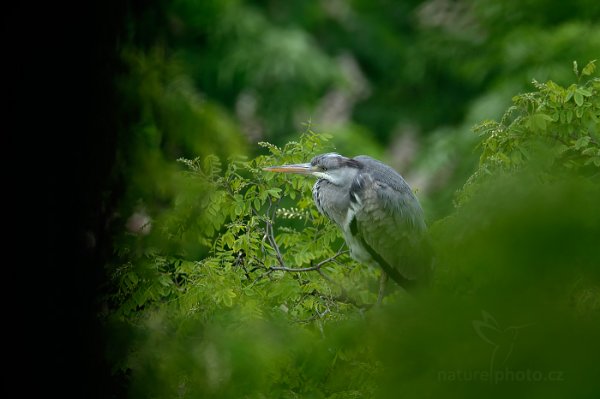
[268, 249, 347, 272]
[260, 197, 287, 269]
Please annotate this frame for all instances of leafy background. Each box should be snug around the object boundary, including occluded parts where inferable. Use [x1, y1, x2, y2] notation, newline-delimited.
[24, 0, 600, 398]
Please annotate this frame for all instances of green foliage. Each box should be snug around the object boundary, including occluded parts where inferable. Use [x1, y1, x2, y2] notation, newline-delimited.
[118, 310, 381, 399]
[104, 0, 600, 394]
[107, 131, 387, 324]
[169, 0, 344, 139]
[107, 131, 600, 399]
[106, 131, 397, 397]
[458, 60, 600, 205]
[113, 0, 600, 227]
[418, 172, 600, 398]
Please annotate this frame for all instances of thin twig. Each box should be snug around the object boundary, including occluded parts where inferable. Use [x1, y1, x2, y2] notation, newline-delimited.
[268, 250, 347, 272]
[296, 308, 330, 323]
[264, 197, 288, 269]
[258, 202, 372, 310]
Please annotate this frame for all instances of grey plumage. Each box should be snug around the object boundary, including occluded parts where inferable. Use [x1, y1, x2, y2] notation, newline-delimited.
[264, 153, 432, 290]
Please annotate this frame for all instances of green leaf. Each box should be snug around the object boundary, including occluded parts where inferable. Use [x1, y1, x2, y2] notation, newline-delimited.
[215, 288, 236, 307]
[267, 188, 282, 198]
[222, 232, 235, 249]
[574, 92, 584, 106]
[573, 136, 591, 150]
[133, 291, 146, 307]
[126, 272, 139, 286]
[159, 274, 172, 287]
[576, 87, 593, 97]
[565, 86, 575, 102]
[235, 203, 243, 216]
[559, 110, 566, 123]
[530, 113, 551, 131]
[582, 60, 597, 76]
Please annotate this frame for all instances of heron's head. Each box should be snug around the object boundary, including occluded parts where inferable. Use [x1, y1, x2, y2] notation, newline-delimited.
[263, 152, 361, 186]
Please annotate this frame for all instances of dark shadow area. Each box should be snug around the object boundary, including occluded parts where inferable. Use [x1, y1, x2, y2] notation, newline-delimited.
[5, 1, 135, 397]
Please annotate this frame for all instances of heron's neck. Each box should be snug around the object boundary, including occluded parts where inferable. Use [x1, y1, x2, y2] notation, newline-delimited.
[317, 168, 358, 187]
[312, 178, 352, 228]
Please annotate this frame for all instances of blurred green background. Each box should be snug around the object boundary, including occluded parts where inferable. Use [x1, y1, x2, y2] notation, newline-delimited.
[114, 0, 600, 222]
[29, 0, 600, 398]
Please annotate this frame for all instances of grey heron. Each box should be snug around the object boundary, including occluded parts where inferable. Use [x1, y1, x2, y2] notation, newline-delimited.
[264, 153, 433, 294]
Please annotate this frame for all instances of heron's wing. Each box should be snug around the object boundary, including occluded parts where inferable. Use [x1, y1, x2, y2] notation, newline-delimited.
[349, 163, 431, 286]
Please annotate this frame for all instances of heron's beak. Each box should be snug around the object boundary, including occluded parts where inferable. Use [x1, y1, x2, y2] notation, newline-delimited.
[263, 163, 315, 175]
